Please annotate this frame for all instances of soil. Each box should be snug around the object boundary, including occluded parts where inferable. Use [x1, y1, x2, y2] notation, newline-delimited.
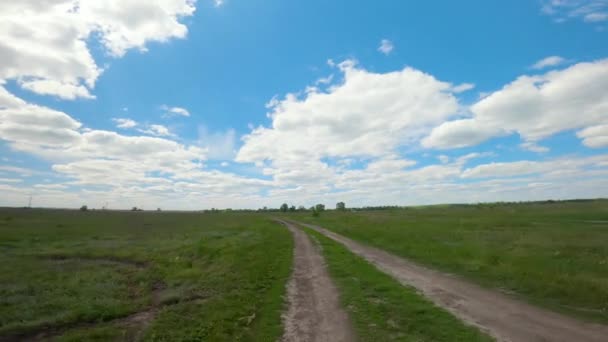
[296, 221, 608, 342]
[277, 220, 356, 342]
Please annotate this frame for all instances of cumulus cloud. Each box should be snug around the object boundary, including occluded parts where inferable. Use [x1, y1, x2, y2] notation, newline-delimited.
[0, 88, 82, 148]
[531, 56, 567, 70]
[423, 59, 608, 149]
[378, 39, 394, 55]
[0, 86, 206, 181]
[238, 60, 459, 165]
[0, 0, 196, 99]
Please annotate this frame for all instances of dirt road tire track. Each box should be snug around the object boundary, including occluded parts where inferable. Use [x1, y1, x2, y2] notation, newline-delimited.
[277, 220, 356, 342]
[294, 220, 608, 342]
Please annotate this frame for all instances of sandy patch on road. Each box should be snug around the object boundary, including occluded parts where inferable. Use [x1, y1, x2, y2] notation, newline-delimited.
[277, 220, 355, 342]
[296, 221, 608, 342]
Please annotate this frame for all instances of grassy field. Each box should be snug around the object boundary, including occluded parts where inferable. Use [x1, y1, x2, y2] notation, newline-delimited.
[0, 209, 292, 341]
[294, 200, 608, 323]
[302, 226, 492, 341]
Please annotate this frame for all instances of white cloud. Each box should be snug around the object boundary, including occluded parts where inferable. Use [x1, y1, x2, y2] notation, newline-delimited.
[541, 0, 608, 24]
[238, 60, 459, 165]
[531, 56, 567, 70]
[0, 0, 196, 99]
[138, 124, 172, 137]
[378, 39, 394, 55]
[214, 0, 225, 7]
[0, 178, 22, 183]
[162, 105, 191, 117]
[423, 59, 608, 149]
[0, 88, 206, 179]
[461, 155, 607, 179]
[112, 118, 138, 129]
[0, 89, 82, 147]
[423, 118, 500, 149]
[577, 124, 608, 147]
[79, 1, 196, 57]
[451, 83, 475, 93]
[112, 118, 173, 137]
[365, 155, 416, 172]
[19, 79, 95, 100]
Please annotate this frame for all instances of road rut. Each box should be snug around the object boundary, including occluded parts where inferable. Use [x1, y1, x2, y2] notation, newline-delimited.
[277, 220, 355, 342]
[294, 221, 608, 342]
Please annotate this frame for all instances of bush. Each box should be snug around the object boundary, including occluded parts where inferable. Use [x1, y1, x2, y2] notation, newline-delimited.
[80, 205, 88, 212]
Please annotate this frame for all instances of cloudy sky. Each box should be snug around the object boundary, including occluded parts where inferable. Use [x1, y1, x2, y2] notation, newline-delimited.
[1, 0, 607, 210]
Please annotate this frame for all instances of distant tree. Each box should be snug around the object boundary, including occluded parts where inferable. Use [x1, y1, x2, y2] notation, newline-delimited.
[280, 203, 289, 212]
[80, 205, 88, 212]
[289, 205, 296, 212]
[157, 208, 162, 211]
[298, 206, 306, 211]
[131, 207, 138, 211]
[336, 202, 346, 211]
[312, 207, 320, 217]
[315, 204, 325, 212]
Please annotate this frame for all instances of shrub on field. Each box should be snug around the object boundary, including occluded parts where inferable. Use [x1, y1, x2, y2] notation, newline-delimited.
[80, 205, 88, 211]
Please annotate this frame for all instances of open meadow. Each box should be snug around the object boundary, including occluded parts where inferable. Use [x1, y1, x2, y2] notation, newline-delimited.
[1, 200, 607, 341]
[0, 209, 292, 341]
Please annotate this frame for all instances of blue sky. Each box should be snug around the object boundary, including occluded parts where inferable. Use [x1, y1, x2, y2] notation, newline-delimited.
[0, 0, 607, 209]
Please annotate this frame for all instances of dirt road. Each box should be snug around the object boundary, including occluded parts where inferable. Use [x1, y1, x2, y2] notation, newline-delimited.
[294, 221, 608, 342]
[277, 220, 355, 342]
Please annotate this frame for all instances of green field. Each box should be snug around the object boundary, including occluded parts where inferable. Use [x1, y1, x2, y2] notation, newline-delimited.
[294, 200, 608, 323]
[0, 209, 292, 341]
[2, 200, 607, 341]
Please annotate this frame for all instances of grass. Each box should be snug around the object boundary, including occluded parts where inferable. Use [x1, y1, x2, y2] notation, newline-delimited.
[302, 226, 492, 341]
[294, 200, 608, 323]
[0, 208, 292, 341]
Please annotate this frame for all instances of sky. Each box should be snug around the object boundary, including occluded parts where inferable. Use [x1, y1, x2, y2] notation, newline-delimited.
[1, 0, 607, 210]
